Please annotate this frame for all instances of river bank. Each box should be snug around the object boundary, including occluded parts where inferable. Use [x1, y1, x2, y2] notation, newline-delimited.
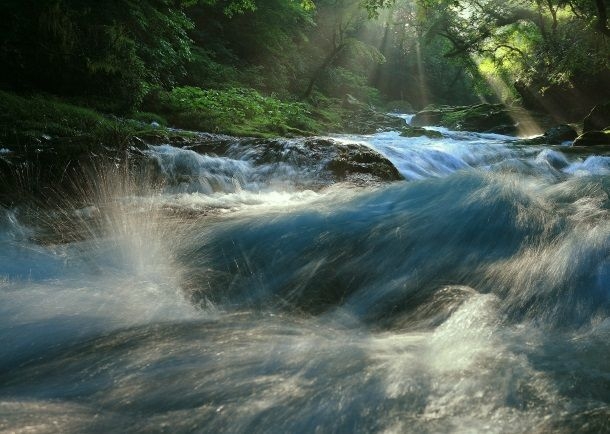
[3, 90, 609, 207]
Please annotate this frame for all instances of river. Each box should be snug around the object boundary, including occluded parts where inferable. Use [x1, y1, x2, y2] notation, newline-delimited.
[1, 118, 609, 433]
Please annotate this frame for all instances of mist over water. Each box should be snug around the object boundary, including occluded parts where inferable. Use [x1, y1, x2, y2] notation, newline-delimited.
[1, 124, 610, 433]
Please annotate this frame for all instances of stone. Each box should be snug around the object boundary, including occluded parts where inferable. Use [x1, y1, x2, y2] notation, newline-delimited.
[226, 137, 403, 184]
[386, 100, 414, 113]
[543, 124, 578, 143]
[338, 94, 406, 134]
[326, 142, 403, 182]
[411, 103, 553, 136]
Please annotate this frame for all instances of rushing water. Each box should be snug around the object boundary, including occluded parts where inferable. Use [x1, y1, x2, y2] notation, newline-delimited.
[1, 120, 610, 433]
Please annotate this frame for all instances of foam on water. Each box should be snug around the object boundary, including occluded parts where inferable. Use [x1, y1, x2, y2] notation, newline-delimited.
[563, 155, 610, 176]
[146, 141, 331, 195]
[336, 130, 517, 180]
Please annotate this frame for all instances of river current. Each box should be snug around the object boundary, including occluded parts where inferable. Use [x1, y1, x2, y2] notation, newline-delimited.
[1, 118, 609, 433]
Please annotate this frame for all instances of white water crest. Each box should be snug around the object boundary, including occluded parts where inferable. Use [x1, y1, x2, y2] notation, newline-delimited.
[336, 129, 519, 180]
[1, 121, 610, 433]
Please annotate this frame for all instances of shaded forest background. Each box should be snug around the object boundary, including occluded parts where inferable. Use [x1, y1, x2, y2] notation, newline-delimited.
[1, 0, 609, 136]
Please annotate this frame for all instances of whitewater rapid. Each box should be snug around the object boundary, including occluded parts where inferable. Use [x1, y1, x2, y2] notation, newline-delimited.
[1, 121, 609, 433]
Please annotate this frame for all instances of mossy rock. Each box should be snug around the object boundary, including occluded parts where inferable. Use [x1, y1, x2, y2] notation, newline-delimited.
[335, 94, 406, 134]
[219, 137, 403, 184]
[410, 103, 541, 135]
[410, 109, 446, 127]
[340, 108, 405, 134]
[399, 126, 443, 139]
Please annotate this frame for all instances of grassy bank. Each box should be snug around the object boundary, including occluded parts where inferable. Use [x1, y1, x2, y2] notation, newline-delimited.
[0, 88, 336, 150]
[0, 90, 166, 153]
[0, 87, 404, 151]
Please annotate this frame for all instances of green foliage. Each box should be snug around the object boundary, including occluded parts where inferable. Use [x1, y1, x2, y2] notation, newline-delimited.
[319, 68, 382, 104]
[2, 0, 607, 140]
[198, 0, 315, 16]
[0, 0, 195, 113]
[182, 47, 241, 89]
[131, 112, 169, 126]
[187, 0, 315, 96]
[0, 91, 158, 150]
[148, 86, 320, 136]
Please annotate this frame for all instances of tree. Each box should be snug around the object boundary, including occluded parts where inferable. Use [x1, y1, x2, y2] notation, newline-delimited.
[302, 0, 385, 99]
[0, 0, 195, 112]
[365, 0, 610, 116]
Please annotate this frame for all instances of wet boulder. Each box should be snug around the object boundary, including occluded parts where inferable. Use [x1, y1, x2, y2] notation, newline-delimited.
[225, 137, 403, 185]
[520, 124, 579, 145]
[485, 124, 520, 135]
[410, 106, 447, 127]
[543, 124, 578, 143]
[325, 142, 403, 183]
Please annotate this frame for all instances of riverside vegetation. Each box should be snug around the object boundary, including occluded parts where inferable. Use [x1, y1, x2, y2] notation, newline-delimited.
[1, 1, 609, 146]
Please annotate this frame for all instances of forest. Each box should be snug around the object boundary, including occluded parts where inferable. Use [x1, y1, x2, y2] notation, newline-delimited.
[1, 0, 609, 140]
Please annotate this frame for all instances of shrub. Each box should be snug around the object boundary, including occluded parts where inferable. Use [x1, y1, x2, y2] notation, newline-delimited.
[148, 86, 320, 136]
